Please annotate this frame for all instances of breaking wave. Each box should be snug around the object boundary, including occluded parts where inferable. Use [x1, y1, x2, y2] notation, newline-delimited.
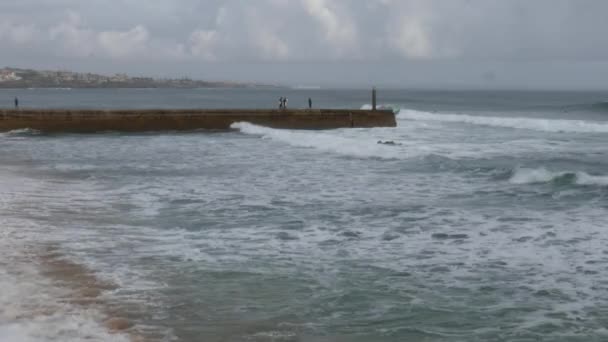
[1, 128, 42, 137]
[509, 167, 608, 186]
[231, 122, 412, 159]
[361, 104, 401, 113]
[398, 109, 608, 133]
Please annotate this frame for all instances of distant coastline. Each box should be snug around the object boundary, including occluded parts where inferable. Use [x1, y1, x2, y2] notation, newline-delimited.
[0, 67, 280, 89]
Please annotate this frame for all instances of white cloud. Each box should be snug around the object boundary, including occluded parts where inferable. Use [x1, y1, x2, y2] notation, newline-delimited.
[189, 30, 218, 61]
[389, 18, 432, 59]
[98, 25, 149, 58]
[250, 28, 290, 60]
[0, 22, 38, 44]
[49, 11, 96, 57]
[301, 0, 358, 56]
[3, 0, 608, 66]
[48, 11, 149, 59]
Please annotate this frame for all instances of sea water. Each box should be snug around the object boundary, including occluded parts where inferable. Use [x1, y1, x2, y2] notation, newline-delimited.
[1, 89, 608, 341]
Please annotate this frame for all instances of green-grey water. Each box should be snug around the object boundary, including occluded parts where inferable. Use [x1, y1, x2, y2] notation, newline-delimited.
[1, 89, 608, 341]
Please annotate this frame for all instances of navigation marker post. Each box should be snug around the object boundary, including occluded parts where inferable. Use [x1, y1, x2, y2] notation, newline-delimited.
[372, 87, 377, 111]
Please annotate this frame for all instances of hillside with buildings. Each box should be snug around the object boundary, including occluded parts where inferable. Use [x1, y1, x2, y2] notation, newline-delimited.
[0, 68, 272, 89]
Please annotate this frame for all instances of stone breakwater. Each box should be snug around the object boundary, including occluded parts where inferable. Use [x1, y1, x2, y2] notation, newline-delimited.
[0, 109, 396, 132]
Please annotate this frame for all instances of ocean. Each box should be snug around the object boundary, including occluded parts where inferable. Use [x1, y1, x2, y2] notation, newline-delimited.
[1, 88, 608, 341]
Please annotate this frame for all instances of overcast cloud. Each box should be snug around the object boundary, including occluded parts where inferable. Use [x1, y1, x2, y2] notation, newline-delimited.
[1, 0, 608, 88]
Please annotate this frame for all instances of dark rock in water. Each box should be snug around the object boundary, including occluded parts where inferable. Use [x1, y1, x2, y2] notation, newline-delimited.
[341, 231, 362, 238]
[282, 220, 305, 230]
[336, 249, 350, 257]
[479, 285, 497, 292]
[432, 233, 469, 240]
[276, 232, 298, 241]
[492, 261, 508, 266]
[430, 266, 451, 273]
[534, 289, 552, 297]
[318, 239, 340, 246]
[514, 236, 534, 243]
[377, 140, 402, 146]
[382, 232, 400, 241]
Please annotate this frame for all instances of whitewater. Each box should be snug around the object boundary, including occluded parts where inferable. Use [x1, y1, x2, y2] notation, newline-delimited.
[398, 108, 608, 133]
[2, 88, 608, 341]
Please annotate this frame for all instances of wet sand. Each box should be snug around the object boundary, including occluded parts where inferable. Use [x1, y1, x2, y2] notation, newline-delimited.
[34, 245, 154, 341]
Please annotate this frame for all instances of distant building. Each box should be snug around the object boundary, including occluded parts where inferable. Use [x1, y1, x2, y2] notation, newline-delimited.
[110, 73, 129, 82]
[0, 69, 22, 82]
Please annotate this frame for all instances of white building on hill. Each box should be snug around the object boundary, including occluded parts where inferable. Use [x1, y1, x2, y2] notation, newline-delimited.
[0, 70, 22, 82]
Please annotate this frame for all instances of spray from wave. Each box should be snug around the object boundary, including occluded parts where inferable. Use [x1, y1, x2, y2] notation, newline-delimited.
[398, 109, 608, 133]
[0, 128, 42, 137]
[509, 167, 608, 186]
[361, 104, 401, 113]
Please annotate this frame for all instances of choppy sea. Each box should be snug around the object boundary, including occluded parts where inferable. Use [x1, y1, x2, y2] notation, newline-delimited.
[1, 88, 608, 341]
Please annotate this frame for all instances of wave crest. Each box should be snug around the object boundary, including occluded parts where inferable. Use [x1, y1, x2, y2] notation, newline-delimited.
[509, 167, 608, 186]
[2, 128, 42, 137]
[361, 104, 401, 113]
[398, 109, 608, 133]
[231, 122, 412, 159]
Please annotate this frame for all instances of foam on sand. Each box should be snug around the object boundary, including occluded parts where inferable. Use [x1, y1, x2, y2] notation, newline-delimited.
[398, 109, 608, 133]
[0, 223, 132, 342]
[0, 169, 146, 341]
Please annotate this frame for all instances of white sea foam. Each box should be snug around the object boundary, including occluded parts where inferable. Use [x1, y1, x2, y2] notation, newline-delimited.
[398, 109, 608, 133]
[361, 104, 400, 112]
[575, 172, 608, 185]
[0, 170, 130, 342]
[509, 167, 608, 186]
[0, 219, 131, 342]
[231, 122, 413, 159]
[509, 167, 559, 184]
[231, 122, 590, 161]
[0, 128, 42, 137]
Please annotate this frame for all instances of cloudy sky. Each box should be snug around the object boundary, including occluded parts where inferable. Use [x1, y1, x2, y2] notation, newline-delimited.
[1, 0, 608, 88]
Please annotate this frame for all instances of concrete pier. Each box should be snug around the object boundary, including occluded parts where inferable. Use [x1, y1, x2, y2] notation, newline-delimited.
[0, 108, 396, 133]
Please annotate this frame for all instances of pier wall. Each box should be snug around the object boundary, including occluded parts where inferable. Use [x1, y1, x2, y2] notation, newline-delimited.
[0, 109, 396, 132]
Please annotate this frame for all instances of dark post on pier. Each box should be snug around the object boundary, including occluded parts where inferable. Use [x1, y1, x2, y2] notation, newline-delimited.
[372, 87, 377, 111]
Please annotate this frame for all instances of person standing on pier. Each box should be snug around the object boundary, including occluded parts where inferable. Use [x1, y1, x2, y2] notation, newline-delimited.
[308, 97, 312, 109]
[14, 97, 19, 109]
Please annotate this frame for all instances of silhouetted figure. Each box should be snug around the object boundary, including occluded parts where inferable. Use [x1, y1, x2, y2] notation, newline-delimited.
[14, 97, 19, 109]
[308, 98, 312, 109]
[278, 97, 284, 109]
